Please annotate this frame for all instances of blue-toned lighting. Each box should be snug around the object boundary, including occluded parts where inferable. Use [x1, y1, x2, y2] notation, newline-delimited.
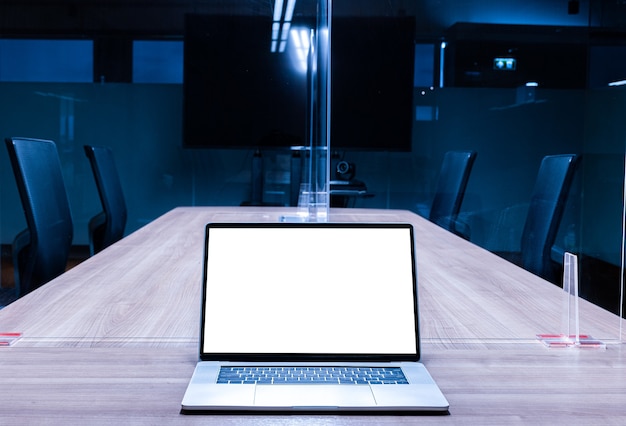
[281, 23, 291, 40]
[284, 0, 297, 21]
[290, 27, 311, 73]
[272, 22, 280, 39]
[273, 0, 284, 22]
[439, 41, 446, 88]
[272, 0, 297, 53]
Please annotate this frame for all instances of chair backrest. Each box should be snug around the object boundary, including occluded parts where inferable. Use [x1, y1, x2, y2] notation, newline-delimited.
[5, 137, 73, 296]
[429, 150, 477, 234]
[84, 145, 127, 254]
[521, 154, 579, 280]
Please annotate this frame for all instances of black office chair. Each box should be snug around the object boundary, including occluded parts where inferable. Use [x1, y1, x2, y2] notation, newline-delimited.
[84, 145, 127, 255]
[5, 137, 74, 297]
[519, 154, 579, 281]
[428, 150, 477, 238]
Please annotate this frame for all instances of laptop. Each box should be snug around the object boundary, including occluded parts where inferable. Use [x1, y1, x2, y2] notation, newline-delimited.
[181, 222, 449, 413]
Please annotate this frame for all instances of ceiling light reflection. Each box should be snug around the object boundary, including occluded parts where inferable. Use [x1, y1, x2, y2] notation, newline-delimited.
[290, 27, 311, 73]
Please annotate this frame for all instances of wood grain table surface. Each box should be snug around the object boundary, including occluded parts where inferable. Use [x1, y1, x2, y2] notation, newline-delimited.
[0, 207, 624, 425]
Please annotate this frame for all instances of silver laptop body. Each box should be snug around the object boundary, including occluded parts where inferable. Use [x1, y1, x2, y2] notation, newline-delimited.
[181, 222, 449, 413]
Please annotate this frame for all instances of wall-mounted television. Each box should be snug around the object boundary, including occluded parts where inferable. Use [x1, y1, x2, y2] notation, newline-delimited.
[183, 14, 415, 151]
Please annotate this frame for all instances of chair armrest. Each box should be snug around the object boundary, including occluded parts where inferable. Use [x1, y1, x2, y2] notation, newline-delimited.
[551, 245, 565, 265]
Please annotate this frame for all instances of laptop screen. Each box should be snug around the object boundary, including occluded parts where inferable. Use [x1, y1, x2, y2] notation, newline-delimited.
[200, 223, 419, 362]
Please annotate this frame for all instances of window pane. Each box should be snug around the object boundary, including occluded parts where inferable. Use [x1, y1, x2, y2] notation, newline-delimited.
[0, 39, 93, 82]
[133, 41, 183, 84]
[414, 43, 434, 87]
[589, 46, 626, 88]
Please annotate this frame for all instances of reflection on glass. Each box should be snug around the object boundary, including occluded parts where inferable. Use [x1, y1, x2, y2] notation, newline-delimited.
[290, 28, 311, 73]
[302, 0, 331, 222]
[0, 1, 624, 331]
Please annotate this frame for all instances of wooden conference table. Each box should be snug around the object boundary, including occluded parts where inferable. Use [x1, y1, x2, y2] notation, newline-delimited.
[0, 207, 624, 424]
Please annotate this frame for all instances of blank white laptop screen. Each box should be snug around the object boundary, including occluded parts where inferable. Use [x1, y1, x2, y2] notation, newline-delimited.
[201, 224, 418, 358]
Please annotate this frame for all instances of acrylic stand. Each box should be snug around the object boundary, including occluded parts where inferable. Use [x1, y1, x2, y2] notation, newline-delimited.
[536, 252, 605, 348]
[281, 0, 332, 223]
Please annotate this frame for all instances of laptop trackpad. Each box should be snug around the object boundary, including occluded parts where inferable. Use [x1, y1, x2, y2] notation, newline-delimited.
[254, 385, 376, 408]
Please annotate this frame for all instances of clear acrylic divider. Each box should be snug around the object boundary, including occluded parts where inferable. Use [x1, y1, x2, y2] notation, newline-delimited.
[536, 252, 606, 348]
[280, 0, 332, 223]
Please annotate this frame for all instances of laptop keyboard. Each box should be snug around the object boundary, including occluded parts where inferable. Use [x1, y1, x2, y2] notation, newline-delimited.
[217, 366, 409, 385]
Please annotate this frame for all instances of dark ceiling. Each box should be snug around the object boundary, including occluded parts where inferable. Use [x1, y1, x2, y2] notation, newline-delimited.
[0, 0, 414, 37]
[2, 1, 626, 39]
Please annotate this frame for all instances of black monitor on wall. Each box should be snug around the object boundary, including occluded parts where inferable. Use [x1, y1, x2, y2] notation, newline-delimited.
[183, 14, 415, 151]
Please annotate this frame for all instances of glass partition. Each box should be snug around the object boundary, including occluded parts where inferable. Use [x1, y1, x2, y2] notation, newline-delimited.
[0, 1, 624, 338]
[291, 0, 331, 222]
